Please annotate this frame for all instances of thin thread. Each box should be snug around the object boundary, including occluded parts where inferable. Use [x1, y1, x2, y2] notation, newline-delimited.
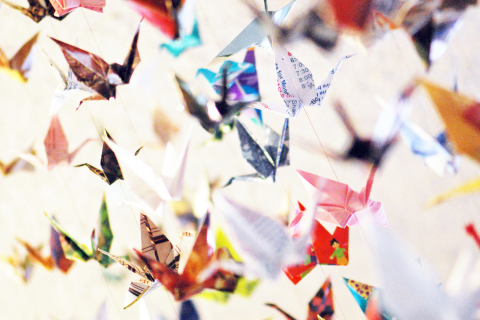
[164, 287, 180, 320]
[276, 176, 342, 317]
[80, 9, 155, 167]
[18, 79, 126, 320]
[197, 1, 350, 315]
[303, 109, 339, 182]
[197, 1, 221, 50]
[317, 266, 348, 320]
[41, 19, 129, 320]
[391, 31, 418, 76]
[57, 169, 87, 231]
[86, 104, 102, 137]
[80, 9, 105, 57]
[277, 173, 295, 216]
[79, 9, 159, 231]
[304, 102, 377, 260]
[78, 9, 183, 318]
[119, 181, 140, 230]
[49, 12, 140, 235]
[17, 84, 83, 319]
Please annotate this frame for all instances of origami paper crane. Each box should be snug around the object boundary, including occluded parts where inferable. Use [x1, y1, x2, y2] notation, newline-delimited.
[370, 226, 480, 320]
[213, 194, 313, 279]
[329, 101, 400, 167]
[194, 227, 260, 304]
[0, 247, 34, 283]
[0, 33, 39, 83]
[0, 147, 37, 176]
[403, 0, 477, 68]
[158, 0, 201, 56]
[215, 0, 297, 59]
[100, 213, 185, 308]
[376, 90, 459, 175]
[420, 79, 480, 165]
[4, 225, 74, 282]
[225, 117, 289, 186]
[400, 120, 459, 176]
[42, 50, 95, 114]
[19, 115, 91, 170]
[50, 23, 140, 107]
[251, 45, 352, 118]
[176, 71, 248, 140]
[127, 0, 196, 40]
[198, 48, 259, 103]
[0, 0, 69, 22]
[135, 213, 244, 301]
[248, 1, 338, 51]
[76, 130, 132, 185]
[297, 167, 388, 228]
[161, 17, 202, 57]
[343, 278, 393, 320]
[48, 0, 105, 17]
[427, 176, 480, 207]
[283, 203, 349, 284]
[104, 130, 189, 201]
[16, 226, 75, 273]
[266, 277, 334, 320]
[46, 194, 114, 268]
[359, 0, 476, 67]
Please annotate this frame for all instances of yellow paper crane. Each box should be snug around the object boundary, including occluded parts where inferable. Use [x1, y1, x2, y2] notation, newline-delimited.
[427, 177, 480, 207]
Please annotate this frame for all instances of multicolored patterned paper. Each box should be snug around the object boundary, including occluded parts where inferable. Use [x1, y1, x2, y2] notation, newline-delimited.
[266, 277, 334, 320]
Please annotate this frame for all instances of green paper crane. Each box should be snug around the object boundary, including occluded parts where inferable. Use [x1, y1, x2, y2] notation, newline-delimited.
[45, 194, 114, 268]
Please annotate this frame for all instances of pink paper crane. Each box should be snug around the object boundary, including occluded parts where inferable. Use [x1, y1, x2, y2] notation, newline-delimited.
[44, 115, 91, 169]
[19, 115, 90, 170]
[297, 167, 388, 228]
[48, 0, 105, 17]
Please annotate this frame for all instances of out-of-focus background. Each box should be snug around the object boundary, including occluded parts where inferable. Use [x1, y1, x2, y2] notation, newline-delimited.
[1, 0, 480, 319]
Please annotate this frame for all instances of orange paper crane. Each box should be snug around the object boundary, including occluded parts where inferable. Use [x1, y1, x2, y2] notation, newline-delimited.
[420, 79, 480, 164]
[15, 226, 75, 275]
[0, 33, 39, 83]
[135, 213, 241, 301]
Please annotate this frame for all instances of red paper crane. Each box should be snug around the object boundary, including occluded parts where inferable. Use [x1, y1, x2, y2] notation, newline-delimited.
[135, 213, 241, 300]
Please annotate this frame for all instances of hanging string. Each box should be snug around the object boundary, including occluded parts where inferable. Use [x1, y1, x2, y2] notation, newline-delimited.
[79, 9, 155, 168]
[195, 0, 352, 317]
[51, 10, 143, 231]
[164, 287, 180, 320]
[277, 173, 349, 320]
[303, 109, 339, 181]
[77, 7, 184, 318]
[17, 69, 125, 320]
[44, 16, 142, 320]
